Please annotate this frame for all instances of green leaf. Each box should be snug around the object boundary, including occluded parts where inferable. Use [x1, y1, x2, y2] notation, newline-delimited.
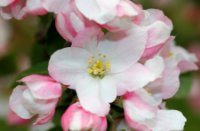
[30, 43, 49, 65]
[0, 119, 28, 131]
[11, 61, 48, 88]
[52, 90, 76, 126]
[52, 106, 66, 127]
[0, 53, 17, 76]
[45, 20, 70, 55]
[48, 126, 62, 131]
[175, 72, 193, 98]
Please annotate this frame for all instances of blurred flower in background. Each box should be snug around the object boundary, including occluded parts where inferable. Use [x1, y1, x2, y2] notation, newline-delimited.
[0, 17, 11, 56]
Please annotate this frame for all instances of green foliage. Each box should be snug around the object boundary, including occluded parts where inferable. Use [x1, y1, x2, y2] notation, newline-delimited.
[48, 126, 63, 131]
[175, 73, 193, 98]
[0, 119, 28, 131]
[167, 99, 200, 131]
[52, 89, 76, 127]
[11, 61, 48, 88]
[0, 53, 17, 76]
[45, 19, 70, 56]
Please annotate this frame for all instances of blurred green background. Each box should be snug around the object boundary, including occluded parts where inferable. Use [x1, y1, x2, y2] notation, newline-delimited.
[0, 0, 200, 130]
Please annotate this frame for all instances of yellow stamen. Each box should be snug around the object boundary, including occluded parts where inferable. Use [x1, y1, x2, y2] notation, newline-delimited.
[87, 54, 111, 78]
[168, 52, 173, 58]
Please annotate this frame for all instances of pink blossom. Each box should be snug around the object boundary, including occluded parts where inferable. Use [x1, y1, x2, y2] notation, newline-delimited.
[161, 41, 198, 73]
[0, 0, 47, 19]
[146, 40, 198, 100]
[188, 43, 200, 68]
[48, 25, 164, 116]
[40, 0, 101, 43]
[123, 89, 186, 131]
[61, 103, 107, 131]
[141, 9, 173, 60]
[188, 43, 200, 112]
[9, 74, 62, 125]
[75, 0, 144, 31]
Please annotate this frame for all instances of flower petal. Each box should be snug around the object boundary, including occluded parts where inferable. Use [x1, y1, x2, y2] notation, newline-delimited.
[20, 75, 62, 99]
[75, 76, 110, 116]
[26, 0, 47, 15]
[100, 76, 117, 103]
[34, 110, 55, 125]
[75, 0, 120, 24]
[72, 27, 103, 54]
[48, 47, 91, 86]
[123, 91, 156, 122]
[114, 61, 162, 96]
[147, 59, 181, 99]
[0, 0, 14, 7]
[40, 0, 70, 13]
[98, 24, 147, 73]
[9, 86, 33, 119]
[148, 110, 186, 131]
[22, 89, 57, 115]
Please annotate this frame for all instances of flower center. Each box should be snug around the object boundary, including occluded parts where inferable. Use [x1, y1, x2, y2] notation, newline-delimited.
[168, 52, 174, 58]
[87, 53, 111, 79]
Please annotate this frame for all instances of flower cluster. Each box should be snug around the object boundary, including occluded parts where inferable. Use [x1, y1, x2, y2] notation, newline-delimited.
[5, 0, 198, 130]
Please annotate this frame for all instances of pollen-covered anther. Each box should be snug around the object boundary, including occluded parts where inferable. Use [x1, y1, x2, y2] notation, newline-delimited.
[168, 52, 174, 58]
[87, 54, 111, 78]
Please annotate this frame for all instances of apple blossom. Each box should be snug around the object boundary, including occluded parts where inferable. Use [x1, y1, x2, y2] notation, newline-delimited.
[141, 9, 173, 60]
[189, 43, 200, 67]
[0, 0, 47, 19]
[123, 89, 186, 131]
[75, 0, 144, 31]
[61, 103, 107, 131]
[9, 74, 62, 125]
[40, 0, 101, 43]
[48, 24, 164, 116]
[161, 41, 198, 73]
[146, 40, 198, 100]
[188, 44, 200, 112]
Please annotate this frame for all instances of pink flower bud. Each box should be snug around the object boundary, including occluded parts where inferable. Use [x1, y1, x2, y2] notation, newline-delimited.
[9, 74, 62, 125]
[61, 103, 107, 131]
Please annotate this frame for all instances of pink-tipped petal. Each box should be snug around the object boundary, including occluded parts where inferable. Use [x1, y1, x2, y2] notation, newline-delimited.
[21, 75, 62, 99]
[62, 103, 107, 131]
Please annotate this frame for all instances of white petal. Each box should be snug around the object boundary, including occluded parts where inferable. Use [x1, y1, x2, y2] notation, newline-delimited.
[148, 59, 181, 99]
[75, 76, 110, 116]
[135, 89, 162, 107]
[48, 47, 91, 85]
[0, 0, 14, 6]
[9, 86, 33, 119]
[75, 0, 120, 24]
[144, 55, 164, 79]
[123, 92, 156, 122]
[114, 63, 157, 95]
[41, 0, 69, 13]
[100, 76, 117, 103]
[147, 110, 186, 131]
[22, 89, 57, 115]
[98, 25, 147, 73]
